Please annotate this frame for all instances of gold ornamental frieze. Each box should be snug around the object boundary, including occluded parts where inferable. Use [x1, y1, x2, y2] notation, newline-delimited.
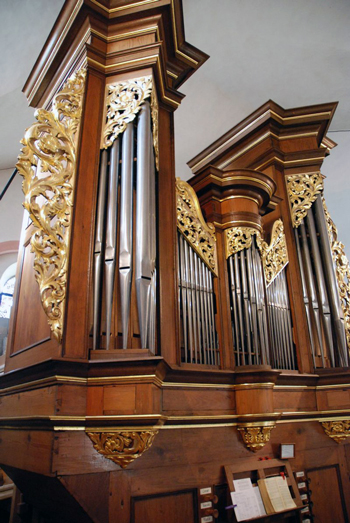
[257, 219, 289, 286]
[176, 179, 217, 275]
[225, 227, 261, 259]
[16, 68, 86, 343]
[87, 430, 159, 468]
[322, 197, 350, 349]
[321, 420, 350, 444]
[101, 75, 159, 169]
[286, 172, 324, 227]
[237, 422, 276, 452]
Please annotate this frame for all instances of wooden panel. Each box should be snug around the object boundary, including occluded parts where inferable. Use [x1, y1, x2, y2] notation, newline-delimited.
[0, 430, 53, 475]
[317, 388, 350, 410]
[11, 245, 51, 355]
[132, 491, 196, 523]
[162, 388, 234, 414]
[307, 466, 348, 523]
[103, 385, 136, 414]
[274, 389, 317, 412]
[0, 386, 57, 417]
[56, 385, 87, 416]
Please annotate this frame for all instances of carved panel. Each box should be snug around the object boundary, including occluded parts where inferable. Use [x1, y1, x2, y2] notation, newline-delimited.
[321, 420, 350, 443]
[87, 430, 158, 468]
[225, 227, 261, 258]
[176, 179, 217, 275]
[101, 75, 159, 168]
[16, 68, 86, 342]
[323, 197, 350, 349]
[237, 423, 276, 452]
[286, 172, 324, 227]
[257, 219, 289, 286]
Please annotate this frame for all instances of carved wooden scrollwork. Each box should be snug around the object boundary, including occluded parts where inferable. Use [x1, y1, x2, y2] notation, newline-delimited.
[101, 75, 159, 169]
[257, 219, 289, 286]
[321, 420, 350, 443]
[323, 197, 350, 349]
[87, 430, 158, 468]
[16, 68, 86, 342]
[286, 172, 324, 227]
[237, 423, 276, 452]
[225, 227, 261, 258]
[176, 178, 217, 275]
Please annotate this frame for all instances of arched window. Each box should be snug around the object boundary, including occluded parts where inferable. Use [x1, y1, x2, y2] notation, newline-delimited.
[0, 263, 16, 357]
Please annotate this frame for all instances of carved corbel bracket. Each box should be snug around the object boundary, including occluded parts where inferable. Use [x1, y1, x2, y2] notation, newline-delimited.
[237, 422, 276, 452]
[321, 420, 350, 444]
[87, 429, 159, 468]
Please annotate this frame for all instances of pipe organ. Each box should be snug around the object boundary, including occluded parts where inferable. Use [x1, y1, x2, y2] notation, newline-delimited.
[1, 1, 350, 522]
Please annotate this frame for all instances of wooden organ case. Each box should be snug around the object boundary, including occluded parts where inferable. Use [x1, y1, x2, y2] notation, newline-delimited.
[0, 1, 350, 522]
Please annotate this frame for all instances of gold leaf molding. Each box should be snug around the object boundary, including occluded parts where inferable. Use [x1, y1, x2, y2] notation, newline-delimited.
[101, 75, 159, 169]
[257, 219, 289, 286]
[286, 172, 324, 228]
[321, 420, 350, 444]
[87, 430, 158, 468]
[225, 227, 261, 258]
[17, 68, 86, 343]
[237, 422, 276, 452]
[176, 179, 217, 275]
[323, 197, 350, 349]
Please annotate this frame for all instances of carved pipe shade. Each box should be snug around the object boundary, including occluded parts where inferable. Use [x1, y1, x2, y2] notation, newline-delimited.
[16, 68, 86, 343]
[286, 172, 324, 228]
[176, 178, 218, 275]
[101, 75, 159, 169]
[323, 197, 350, 350]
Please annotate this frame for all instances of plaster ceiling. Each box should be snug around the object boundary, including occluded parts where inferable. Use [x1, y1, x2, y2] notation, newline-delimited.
[0, 0, 349, 248]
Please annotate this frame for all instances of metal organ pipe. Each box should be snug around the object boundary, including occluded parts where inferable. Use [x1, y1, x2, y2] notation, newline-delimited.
[119, 123, 134, 349]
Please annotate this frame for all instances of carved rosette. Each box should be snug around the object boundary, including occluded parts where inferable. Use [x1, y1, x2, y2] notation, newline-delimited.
[87, 430, 158, 468]
[176, 179, 217, 275]
[321, 420, 350, 444]
[286, 172, 324, 228]
[16, 68, 86, 342]
[101, 75, 159, 169]
[322, 198, 350, 349]
[237, 423, 276, 452]
[225, 227, 261, 258]
[257, 219, 289, 286]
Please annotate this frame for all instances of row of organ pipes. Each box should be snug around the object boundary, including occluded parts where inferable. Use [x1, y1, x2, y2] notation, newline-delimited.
[93, 101, 156, 352]
[90, 84, 349, 371]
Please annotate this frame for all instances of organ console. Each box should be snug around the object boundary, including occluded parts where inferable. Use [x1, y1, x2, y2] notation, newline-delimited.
[0, 1, 350, 522]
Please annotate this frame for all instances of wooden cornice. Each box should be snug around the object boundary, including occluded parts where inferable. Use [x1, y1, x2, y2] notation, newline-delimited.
[188, 100, 339, 176]
[23, 0, 208, 107]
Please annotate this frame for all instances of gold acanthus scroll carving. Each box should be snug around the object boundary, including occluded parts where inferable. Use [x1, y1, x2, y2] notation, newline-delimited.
[321, 420, 350, 444]
[237, 423, 276, 452]
[323, 197, 350, 349]
[16, 68, 86, 343]
[101, 75, 159, 169]
[176, 179, 218, 275]
[225, 227, 261, 259]
[87, 430, 158, 468]
[286, 172, 324, 228]
[257, 219, 289, 286]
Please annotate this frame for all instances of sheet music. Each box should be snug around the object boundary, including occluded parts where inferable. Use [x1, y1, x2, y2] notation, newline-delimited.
[231, 486, 266, 521]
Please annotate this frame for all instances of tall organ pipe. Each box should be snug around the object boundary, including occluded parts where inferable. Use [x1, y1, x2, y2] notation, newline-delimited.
[119, 123, 134, 349]
[104, 139, 120, 349]
[93, 149, 108, 350]
[136, 101, 153, 349]
[313, 196, 349, 366]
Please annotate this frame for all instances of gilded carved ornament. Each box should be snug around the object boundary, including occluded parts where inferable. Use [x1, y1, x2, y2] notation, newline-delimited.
[16, 68, 86, 343]
[286, 172, 324, 228]
[176, 179, 217, 275]
[87, 430, 158, 468]
[237, 423, 276, 452]
[257, 219, 289, 286]
[322, 197, 350, 349]
[321, 420, 350, 444]
[101, 75, 159, 169]
[225, 227, 261, 259]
